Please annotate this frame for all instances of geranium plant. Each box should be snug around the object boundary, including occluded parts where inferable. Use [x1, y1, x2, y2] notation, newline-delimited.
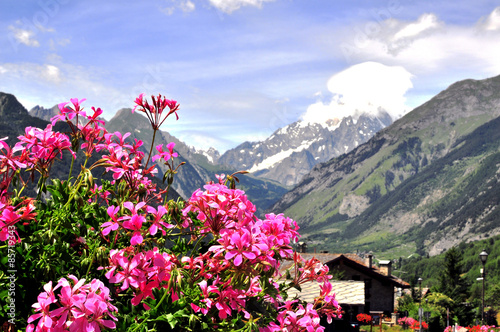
[356, 313, 372, 324]
[0, 95, 342, 331]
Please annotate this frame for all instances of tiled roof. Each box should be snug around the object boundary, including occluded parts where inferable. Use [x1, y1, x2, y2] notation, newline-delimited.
[286, 280, 365, 305]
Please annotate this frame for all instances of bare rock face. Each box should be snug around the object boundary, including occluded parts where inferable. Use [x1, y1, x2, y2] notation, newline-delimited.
[29, 105, 60, 121]
[339, 194, 370, 218]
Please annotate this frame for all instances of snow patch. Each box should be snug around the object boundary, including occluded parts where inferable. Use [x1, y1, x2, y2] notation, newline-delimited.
[248, 140, 315, 173]
[298, 119, 341, 132]
[202, 152, 213, 163]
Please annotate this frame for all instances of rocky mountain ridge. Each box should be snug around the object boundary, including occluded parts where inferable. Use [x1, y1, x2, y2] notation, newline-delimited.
[219, 111, 393, 186]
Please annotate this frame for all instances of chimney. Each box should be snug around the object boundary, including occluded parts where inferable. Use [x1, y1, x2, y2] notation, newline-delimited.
[379, 260, 392, 277]
[366, 253, 373, 268]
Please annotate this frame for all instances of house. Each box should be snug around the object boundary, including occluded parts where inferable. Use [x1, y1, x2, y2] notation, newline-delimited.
[280, 252, 410, 318]
[326, 253, 410, 316]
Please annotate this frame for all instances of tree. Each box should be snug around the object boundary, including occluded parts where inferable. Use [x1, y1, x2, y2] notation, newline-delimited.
[437, 247, 475, 326]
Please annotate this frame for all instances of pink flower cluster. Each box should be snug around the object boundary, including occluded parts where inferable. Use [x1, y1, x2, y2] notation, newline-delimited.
[132, 93, 179, 130]
[0, 138, 37, 241]
[0, 197, 36, 242]
[183, 176, 299, 270]
[98, 132, 159, 195]
[48, 97, 170, 202]
[98, 177, 341, 329]
[0, 138, 27, 193]
[263, 302, 325, 332]
[14, 125, 75, 179]
[102, 247, 181, 309]
[448, 326, 500, 332]
[27, 275, 118, 332]
[50, 98, 106, 158]
[399, 316, 417, 326]
[17, 96, 343, 331]
[101, 201, 174, 246]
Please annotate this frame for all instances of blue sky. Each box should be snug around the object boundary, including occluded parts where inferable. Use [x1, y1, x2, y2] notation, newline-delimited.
[1, 0, 499, 152]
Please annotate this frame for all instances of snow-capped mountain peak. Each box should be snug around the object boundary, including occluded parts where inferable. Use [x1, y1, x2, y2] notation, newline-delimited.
[219, 110, 393, 186]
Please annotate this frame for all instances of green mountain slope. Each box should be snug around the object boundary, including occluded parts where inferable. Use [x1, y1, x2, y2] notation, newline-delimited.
[270, 74, 500, 257]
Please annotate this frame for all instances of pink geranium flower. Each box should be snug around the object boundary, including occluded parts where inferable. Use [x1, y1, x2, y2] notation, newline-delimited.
[152, 142, 178, 163]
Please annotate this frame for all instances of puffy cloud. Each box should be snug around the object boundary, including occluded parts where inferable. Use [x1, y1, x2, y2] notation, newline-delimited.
[8, 26, 40, 47]
[207, 0, 276, 14]
[301, 62, 413, 124]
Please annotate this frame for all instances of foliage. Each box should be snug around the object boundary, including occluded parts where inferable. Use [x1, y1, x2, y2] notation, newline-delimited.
[400, 238, 500, 326]
[0, 96, 342, 331]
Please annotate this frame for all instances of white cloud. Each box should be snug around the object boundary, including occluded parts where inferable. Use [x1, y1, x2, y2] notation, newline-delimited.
[393, 13, 440, 40]
[338, 7, 500, 77]
[43, 64, 62, 83]
[301, 62, 413, 124]
[8, 26, 40, 47]
[0, 61, 127, 119]
[181, 0, 196, 12]
[161, 0, 196, 15]
[207, 0, 276, 14]
[478, 6, 500, 31]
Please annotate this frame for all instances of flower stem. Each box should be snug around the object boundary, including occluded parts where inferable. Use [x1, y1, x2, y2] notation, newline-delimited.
[68, 156, 75, 181]
[130, 283, 172, 332]
[64, 158, 89, 209]
[145, 129, 157, 169]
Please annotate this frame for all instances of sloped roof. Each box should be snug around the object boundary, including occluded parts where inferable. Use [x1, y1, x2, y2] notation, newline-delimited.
[327, 254, 410, 288]
[278, 253, 410, 288]
[286, 280, 365, 305]
[278, 253, 344, 276]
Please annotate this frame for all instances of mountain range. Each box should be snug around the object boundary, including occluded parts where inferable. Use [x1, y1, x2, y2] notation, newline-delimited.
[270, 74, 500, 257]
[24, 97, 393, 210]
[219, 111, 393, 186]
[4, 73, 500, 259]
